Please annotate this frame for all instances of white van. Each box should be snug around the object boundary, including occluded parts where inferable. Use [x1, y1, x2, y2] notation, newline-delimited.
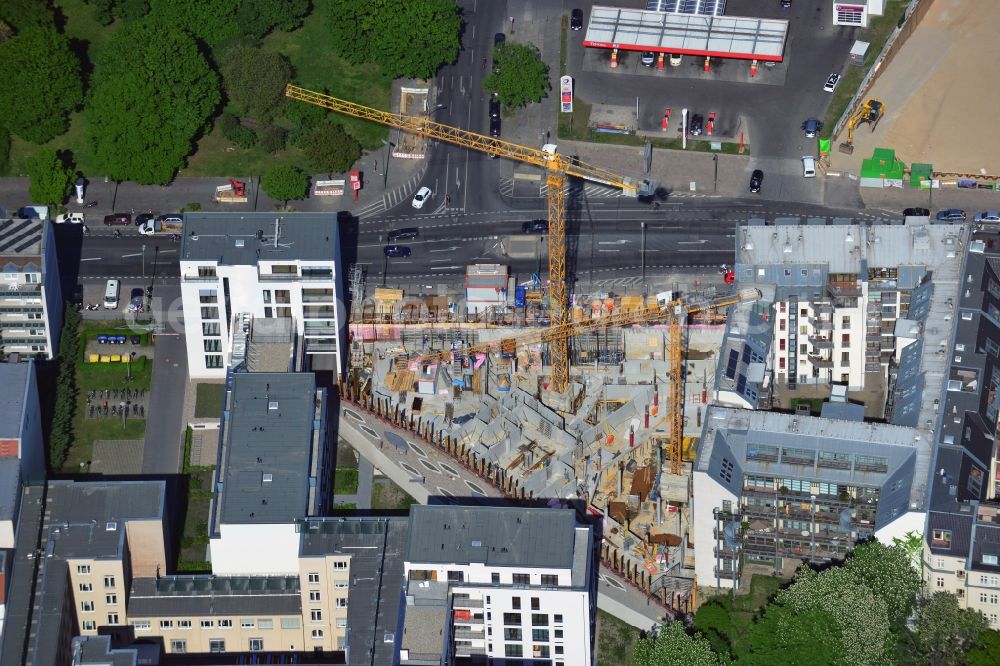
[802, 155, 817, 178]
[104, 280, 120, 309]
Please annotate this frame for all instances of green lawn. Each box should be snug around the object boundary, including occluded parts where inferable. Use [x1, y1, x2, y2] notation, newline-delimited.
[6, 0, 392, 177]
[334, 468, 359, 494]
[178, 426, 215, 571]
[822, 0, 909, 138]
[332, 502, 358, 511]
[694, 574, 786, 659]
[194, 383, 225, 419]
[790, 397, 824, 416]
[336, 439, 359, 469]
[370, 478, 417, 510]
[596, 609, 642, 666]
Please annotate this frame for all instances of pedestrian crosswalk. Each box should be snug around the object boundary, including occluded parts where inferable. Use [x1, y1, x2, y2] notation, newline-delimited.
[356, 172, 425, 219]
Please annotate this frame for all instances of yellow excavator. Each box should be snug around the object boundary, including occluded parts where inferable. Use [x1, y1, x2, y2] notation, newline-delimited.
[838, 99, 884, 154]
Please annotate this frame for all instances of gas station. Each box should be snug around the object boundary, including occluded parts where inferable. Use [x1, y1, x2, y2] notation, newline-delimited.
[583, 4, 788, 77]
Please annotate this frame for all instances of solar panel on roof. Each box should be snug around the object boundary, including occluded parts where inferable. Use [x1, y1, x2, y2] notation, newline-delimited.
[725, 349, 739, 379]
[12, 235, 42, 253]
[741, 343, 751, 365]
[647, 0, 726, 16]
[736, 374, 747, 394]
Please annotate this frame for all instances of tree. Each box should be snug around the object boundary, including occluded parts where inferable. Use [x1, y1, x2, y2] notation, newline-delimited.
[237, 0, 311, 39]
[0, 0, 54, 32]
[303, 122, 361, 173]
[967, 630, 1000, 666]
[49, 304, 80, 470]
[740, 603, 841, 666]
[218, 113, 256, 149]
[327, 0, 460, 79]
[287, 98, 329, 149]
[27, 149, 74, 206]
[634, 622, 719, 666]
[219, 46, 291, 122]
[845, 541, 921, 627]
[909, 592, 988, 665]
[258, 125, 287, 154]
[87, 19, 220, 185]
[261, 164, 306, 205]
[85, 0, 150, 25]
[482, 42, 550, 109]
[0, 27, 83, 144]
[148, 0, 241, 46]
[0, 127, 9, 174]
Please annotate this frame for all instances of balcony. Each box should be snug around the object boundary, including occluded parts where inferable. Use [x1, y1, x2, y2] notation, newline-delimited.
[453, 628, 484, 640]
[0, 284, 42, 297]
[258, 272, 300, 281]
[808, 335, 833, 349]
[828, 281, 862, 298]
[181, 274, 218, 282]
[807, 354, 833, 368]
[302, 292, 335, 303]
[452, 597, 484, 609]
[809, 317, 833, 331]
[303, 310, 336, 319]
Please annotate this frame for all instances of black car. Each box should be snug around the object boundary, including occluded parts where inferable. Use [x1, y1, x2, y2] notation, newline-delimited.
[689, 114, 704, 136]
[780, 0, 792, 7]
[128, 288, 144, 313]
[388, 228, 418, 242]
[384, 245, 411, 258]
[571, 8, 583, 31]
[749, 169, 764, 193]
[493, 32, 505, 69]
[489, 98, 501, 120]
[902, 207, 930, 217]
[522, 219, 548, 234]
[489, 116, 501, 138]
[135, 213, 155, 227]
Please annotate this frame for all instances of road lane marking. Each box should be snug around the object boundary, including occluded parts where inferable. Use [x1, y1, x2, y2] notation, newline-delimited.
[80, 257, 102, 261]
[121, 253, 141, 258]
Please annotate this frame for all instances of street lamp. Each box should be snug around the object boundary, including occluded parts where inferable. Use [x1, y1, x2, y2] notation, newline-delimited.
[383, 141, 396, 188]
[141, 244, 146, 278]
[713, 154, 719, 194]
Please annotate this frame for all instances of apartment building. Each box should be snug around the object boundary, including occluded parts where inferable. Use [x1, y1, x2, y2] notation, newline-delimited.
[921, 225, 1000, 628]
[400, 505, 596, 665]
[0, 360, 45, 496]
[179, 212, 345, 379]
[0, 217, 62, 360]
[208, 372, 331, 575]
[733, 220, 963, 392]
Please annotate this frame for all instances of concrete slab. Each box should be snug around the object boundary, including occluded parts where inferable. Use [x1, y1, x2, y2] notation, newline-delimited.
[91, 439, 144, 474]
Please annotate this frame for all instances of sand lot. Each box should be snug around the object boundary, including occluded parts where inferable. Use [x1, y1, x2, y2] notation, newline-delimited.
[832, 0, 1000, 175]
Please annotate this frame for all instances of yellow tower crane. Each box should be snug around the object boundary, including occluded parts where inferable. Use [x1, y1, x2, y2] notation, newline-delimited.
[412, 288, 762, 475]
[285, 84, 654, 392]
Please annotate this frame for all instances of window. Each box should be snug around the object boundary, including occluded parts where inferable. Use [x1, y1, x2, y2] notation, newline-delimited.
[218, 619, 233, 628]
[531, 597, 540, 611]
[198, 266, 217, 278]
[935, 558, 945, 569]
[799, 308, 807, 317]
[105, 594, 117, 605]
[541, 574, 558, 586]
[160, 620, 173, 630]
[199, 290, 218, 304]
[262, 290, 272, 304]
[492, 572, 501, 584]
[200, 306, 218, 319]
[205, 354, 223, 369]
[274, 289, 291, 304]
[505, 644, 523, 658]
[336, 597, 347, 608]
[258, 619, 273, 629]
[249, 638, 264, 652]
[310, 591, 321, 602]
[841, 333, 850, 345]
[264, 307, 273, 318]
[81, 601, 95, 612]
[512, 597, 521, 610]
[103, 576, 116, 589]
[311, 610, 323, 622]
[335, 581, 348, 589]
[936, 578, 945, 588]
[308, 572, 320, 583]
[554, 614, 563, 624]
[841, 316, 851, 328]
[79, 583, 92, 592]
[209, 639, 226, 653]
[447, 571, 465, 583]
[312, 629, 324, 639]
[336, 617, 347, 628]
[333, 561, 348, 569]
[512, 573, 530, 585]
[990, 614, 999, 626]
[555, 629, 563, 639]
[503, 613, 521, 625]
[204, 338, 221, 352]
[201, 620, 214, 628]
[779, 319, 786, 331]
[281, 618, 300, 629]
[532, 628, 549, 641]
[556, 645, 564, 655]
[269, 264, 298, 274]
[202, 322, 220, 336]
[107, 613, 119, 624]
[83, 621, 96, 631]
[531, 614, 548, 626]
[985, 554, 999, 566]
[77, 565, 91, 575]
[504, 628, 522, 641]
[178, 620, 191, 629]
[170, 640, 187, 654]
[241, 619, 255, 629]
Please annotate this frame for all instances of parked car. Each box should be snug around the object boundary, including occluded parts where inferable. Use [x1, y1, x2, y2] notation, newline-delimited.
[489, 116, 501, 138]
[157, 214, 183, 225]
[823, 73, 841, 93]
[388, 228, 418, 242]
[903, 207, 930, 217]
[55, 212, 85, 225]
[689, 114, 704, 136]
[802, 117, 820, 138]
[522, 219, 548, 234]
[384, 245, 411, 258]
[134, 213, 155, 227]
[128, 288, 144, 313]
[669, 54, 682, 67]
[749, 169, 764, 193]
[801, 155, 816, 178]
[935, 209, 966, 221]
[103, 213, 131, 226]
[412, 186, 432, 209]
[780, 0, 792, 7]
[640, 52, 656, 67]
[489, 98, 501, 120]
[974, 211, 1000, 223]
[493, 32, 505, 70]
[571, 8, 584, 31]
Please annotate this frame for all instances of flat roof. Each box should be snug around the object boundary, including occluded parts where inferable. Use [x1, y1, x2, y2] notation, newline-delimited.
[180, 212, 339, 265]
[0, 361, 30, 439]
[406, 505, 578, 570]
[128, 576, 302, 618]
[0, 218, 43, 257]
[584, 5, 788, 61]
[219, 373, 319, 525]
[647, 0, 726, 16]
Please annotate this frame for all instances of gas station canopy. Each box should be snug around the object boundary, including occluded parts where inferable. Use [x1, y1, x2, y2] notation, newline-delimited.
[584, 5, 789, 62]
